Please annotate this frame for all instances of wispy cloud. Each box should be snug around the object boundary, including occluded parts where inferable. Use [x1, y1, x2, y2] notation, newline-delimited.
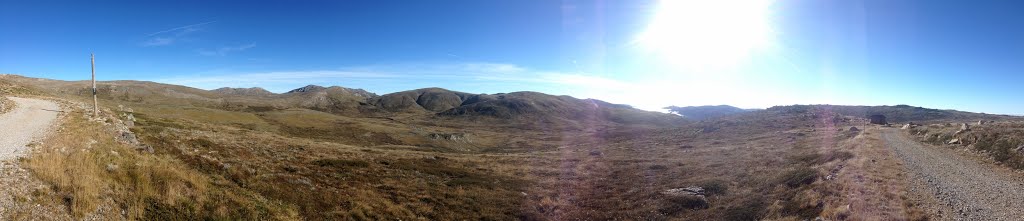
[147, 21, 215, 36]
[142, 37, 175, 46]
[198, 43, 256, 56]
[142, 21, 215, 47]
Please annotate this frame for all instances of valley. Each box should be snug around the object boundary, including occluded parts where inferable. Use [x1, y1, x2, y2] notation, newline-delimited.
[1, 74, 1022, 220]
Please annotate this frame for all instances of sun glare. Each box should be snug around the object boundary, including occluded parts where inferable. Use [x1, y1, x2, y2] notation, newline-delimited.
[636, 0, 776, 69]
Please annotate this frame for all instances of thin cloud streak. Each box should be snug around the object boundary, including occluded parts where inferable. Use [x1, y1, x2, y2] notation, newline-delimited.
[141, 21, 215, 47]
[147, 21, 216, 36]
[198, 43, 256, 56]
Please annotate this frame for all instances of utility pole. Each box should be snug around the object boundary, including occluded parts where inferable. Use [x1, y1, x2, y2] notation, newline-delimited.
[92, 53, 98, 117]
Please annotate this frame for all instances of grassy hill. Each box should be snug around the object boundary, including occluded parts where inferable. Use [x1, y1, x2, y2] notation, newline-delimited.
[3, 73, 1020, 220]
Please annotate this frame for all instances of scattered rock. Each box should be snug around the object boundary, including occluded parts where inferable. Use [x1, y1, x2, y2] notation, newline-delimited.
[119, 131, 138, 144]
[139, 145, 154, 153]
[662, 187, 705, 197]
[428, 133, 469, 142]
[948, 138, 961, 145]
[588, 150, 603, 156]
[106, 163, 119, 172]
[659, 187, 710, 212]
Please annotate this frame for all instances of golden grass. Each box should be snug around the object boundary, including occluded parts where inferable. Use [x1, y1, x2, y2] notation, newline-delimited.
[815, 128, 928, 221]
[134, 105, 276, 131]
[131, 115, 530, 220]
[12, 84, 936, 220]
[25, 106, 299, 220]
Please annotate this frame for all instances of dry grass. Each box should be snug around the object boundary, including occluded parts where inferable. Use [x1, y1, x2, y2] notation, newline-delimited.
[131, 114, 530, 220]
[815, 128, 929, 221]
[117, 100, 905, 220]
[910, 121, 1024, 169]
[24, 105, 299, 220]
[6, 75, 964, 220]
[0, 96, 13, 114]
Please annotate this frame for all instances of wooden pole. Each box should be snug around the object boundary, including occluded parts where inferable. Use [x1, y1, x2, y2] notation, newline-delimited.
[92, 53, 98, 117]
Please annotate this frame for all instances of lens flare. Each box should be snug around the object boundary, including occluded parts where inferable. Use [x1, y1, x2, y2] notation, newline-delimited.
[636, 0, 776, 69]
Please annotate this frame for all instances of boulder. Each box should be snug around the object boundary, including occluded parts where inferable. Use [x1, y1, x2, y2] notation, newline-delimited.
[662, 187, 705, 197]
[948, 138, 961, 145]
[901, 124, 911, 130]
[849, 127, 860, 132]
[977, 120, 985, 125]
[660, 187, 710, 211]
[960, 123, 970, 131]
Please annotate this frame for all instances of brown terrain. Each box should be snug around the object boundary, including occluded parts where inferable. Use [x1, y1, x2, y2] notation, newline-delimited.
[0, 73, 1022, 220]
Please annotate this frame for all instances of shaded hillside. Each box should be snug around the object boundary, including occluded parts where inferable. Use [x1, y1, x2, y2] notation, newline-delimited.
[211, 87, 274, 96]
[438, 92, 684, 126]
[663, 105, 754, 120]
[369, 87, 474, 112]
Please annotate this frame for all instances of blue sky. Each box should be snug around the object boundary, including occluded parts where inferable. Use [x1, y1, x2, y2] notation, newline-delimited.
[1, 0, 1022, 114]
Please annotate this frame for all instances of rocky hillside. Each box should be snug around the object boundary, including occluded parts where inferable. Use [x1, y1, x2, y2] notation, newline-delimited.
[768, 105, 1016, 124]
[663, 105, 754, 120]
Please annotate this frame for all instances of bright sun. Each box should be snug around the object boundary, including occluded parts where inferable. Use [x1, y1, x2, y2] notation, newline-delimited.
[636, 0, 776, 69]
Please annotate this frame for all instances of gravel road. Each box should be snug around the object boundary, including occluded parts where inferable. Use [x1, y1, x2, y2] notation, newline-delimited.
[882, 128, 1024, 220]
[0, 97, 59, 161]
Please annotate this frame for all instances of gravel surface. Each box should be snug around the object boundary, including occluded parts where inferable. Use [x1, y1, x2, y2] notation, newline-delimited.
[0, 97, 59, 161]
[0, 97, 70, 220]
[883, 128, 1024, 220]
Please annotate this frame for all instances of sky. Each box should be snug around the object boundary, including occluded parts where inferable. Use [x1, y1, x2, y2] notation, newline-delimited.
[1, 0, 1023, 115]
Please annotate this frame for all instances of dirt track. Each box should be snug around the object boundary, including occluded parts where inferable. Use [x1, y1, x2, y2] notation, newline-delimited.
[0, 97, 59, 160]
[882, 128, 1024, 220]
[0, 97, 71, 219]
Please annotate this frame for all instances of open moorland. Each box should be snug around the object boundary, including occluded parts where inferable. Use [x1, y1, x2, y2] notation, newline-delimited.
[1, 74, 1022, 220]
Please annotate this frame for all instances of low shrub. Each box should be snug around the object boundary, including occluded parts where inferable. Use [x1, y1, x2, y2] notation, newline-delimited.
[778, 167, 817, 188]
[657, 195, 708, 215]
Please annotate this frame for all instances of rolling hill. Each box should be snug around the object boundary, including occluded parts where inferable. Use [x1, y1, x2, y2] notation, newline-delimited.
[663, 105, 755, 120]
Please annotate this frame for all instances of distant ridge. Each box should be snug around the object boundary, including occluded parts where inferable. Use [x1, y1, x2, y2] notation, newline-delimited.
[663, 105, 754, 120]
[286, 85, 326, 93]
[211, 87, 273, 96]
[766, 104, 1017, 123]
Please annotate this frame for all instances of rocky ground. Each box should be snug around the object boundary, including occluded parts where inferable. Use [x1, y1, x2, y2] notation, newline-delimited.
[0, 97, 71, 220]
[883, 128, 1024, 220]
[0, 160, 71, 220]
